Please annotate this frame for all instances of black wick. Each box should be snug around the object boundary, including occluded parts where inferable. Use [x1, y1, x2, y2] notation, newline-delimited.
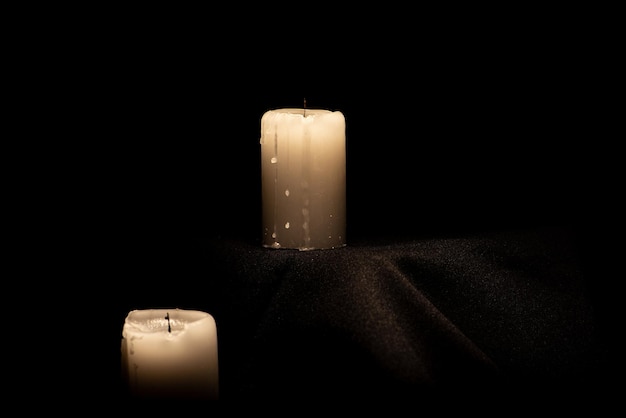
[165, 312, 171, 333]
[303, 97, 306, 117]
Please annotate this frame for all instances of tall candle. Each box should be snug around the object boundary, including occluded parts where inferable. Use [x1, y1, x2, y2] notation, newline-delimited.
[260, 108, 346, 250]
[120, 308, 219, 400]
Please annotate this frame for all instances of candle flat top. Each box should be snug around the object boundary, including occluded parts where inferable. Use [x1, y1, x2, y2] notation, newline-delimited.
[123, 308, 214, 334]
[264, 108, 343, 119]
[271, 108, 332, 115]
[262, 108, 345, 128]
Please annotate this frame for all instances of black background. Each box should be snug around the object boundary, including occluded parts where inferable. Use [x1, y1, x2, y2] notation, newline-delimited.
[93, 21, 592, 264]
[41, 6, 612, 407]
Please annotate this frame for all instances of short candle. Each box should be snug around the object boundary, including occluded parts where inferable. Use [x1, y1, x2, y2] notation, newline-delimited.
[120, 308, 219, 400]
[260, 107, 346, 250]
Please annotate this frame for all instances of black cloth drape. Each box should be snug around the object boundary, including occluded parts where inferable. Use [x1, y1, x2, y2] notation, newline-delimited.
[103, 225, 612, 406]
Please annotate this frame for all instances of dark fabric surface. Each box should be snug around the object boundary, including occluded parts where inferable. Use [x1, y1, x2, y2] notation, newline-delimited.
[205, 227, 609, 400]
[103, 224, 612, 406]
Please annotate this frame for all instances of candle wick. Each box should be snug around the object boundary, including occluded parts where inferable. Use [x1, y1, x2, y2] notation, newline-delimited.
[303, 98, 306, 117]
[165, 312, 171, 333]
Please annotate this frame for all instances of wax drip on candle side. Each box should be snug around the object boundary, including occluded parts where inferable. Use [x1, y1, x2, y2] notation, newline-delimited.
[272, 130, 279, 246]
[260, 107, 346, 250]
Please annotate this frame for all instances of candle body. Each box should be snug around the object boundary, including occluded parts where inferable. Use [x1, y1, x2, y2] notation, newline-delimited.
[260, 108, 346, 250]
[121, 308, 219, 400]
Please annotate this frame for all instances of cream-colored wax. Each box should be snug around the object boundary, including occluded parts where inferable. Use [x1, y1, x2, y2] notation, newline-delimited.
[121, 308, 219, 399]
[260, 108, 346, 250]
